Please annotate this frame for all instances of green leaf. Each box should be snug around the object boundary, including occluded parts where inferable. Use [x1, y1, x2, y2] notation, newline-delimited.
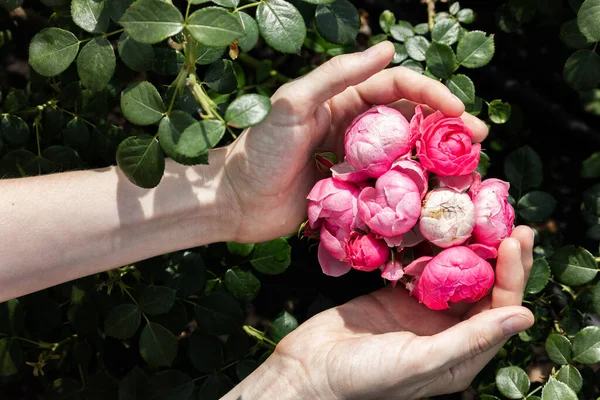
[456, 31, 494, 68]
[517, 191, 557, 222]
[120, 81, 166, 125]
[0, 115, 29, 146]
[197, 373, 234, 400]
[187, 333, 224, 372]
[120, 0, 184, 44]
[577, 0, 600, 42]
[116, 135, 165, 188]
[251, 238, 292, 275]
[571, 326, 600, 364]
[119, 366, 150, 400]
[542, 377, 578, 400]
[432, 19, 460, 45]
[269, 311, 298, 343]
[204, 59, 237, 94]
[556, 365, 582, 393]
[118, 33, 154, 72]
[581, 152, 600, 178]
[391, 43, 408, 64]
[504, 145, 543, 193]
[194, 292, 244, 334]
[405, 36, 430, 62]
[488, 99, 511, 124]
[224, 94, 271, 128]
[236, 359, 258, 381]
[148, 370, 193, 400]
[2, 0, 23, 11]
[257, 0, 306, 53]
[0, 338, 22, 377]
[0, 299, 24, 336]
[107, 0, 133, 22]
[379, 10, 395, 33]
[167, 251, 206, 297]
[159, 115, 225, 165]
[139, 285, 176, 315]
[77, 37, 115, 92]
[475, 151, 490, 177]
[401, 59, 423, 73]
[563, 50, 600, 92]
[236, 12, 259, 52]
[495, 366, 530, 399]
[314, 0, 359, 45]
[446, 74, 475, 105]
[545, 334, 572, 364]
[212, 0, 239, 7]
[195, 44, 226, 65]
[42, 146, 82, 171]
[389, 21, 414, 42]
[560, 19, 591, 50]
[224, 268, 261, 302]
[593, 282, 600, 315]
[104, 303, 141, 339]
[449, 2, 460, 14]
[457, 8, 474, 23]
[425, 41, 457, 79]
[227, 242, 255, 256]
[28, 28, 80, 77]
[71, 0, 110, 33]
[525, 258, 550, 294]
[153, 47, 184, 76]
[139, 322, 178, 367]
[414, 23, 429, 35]
[186, 7, 244, 47]
[549, 246, 598, 286]
[300, 0, 334, 4]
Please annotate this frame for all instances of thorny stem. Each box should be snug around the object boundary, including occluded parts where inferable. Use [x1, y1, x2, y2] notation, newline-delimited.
[526, 385, 543, 398]
[234, 1, 262, 12]
[424, 0, 437, 31]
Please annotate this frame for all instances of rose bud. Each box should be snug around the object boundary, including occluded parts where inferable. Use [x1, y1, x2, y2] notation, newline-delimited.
[391, 158, 429, 199]
[317, 221, 352, 277]
[307, 178, 363, 233]
[358, 170, 422, 246]
[470, 178, 515, 248]
[409, 246, 495, 310]
[345, 105, 417, 178]
[419, 187, 476, 248]
[412, 105, 481, 177]
[344, 232, 389, 271]
[314, 150, 338, 173]
[381, 259, 404, 287]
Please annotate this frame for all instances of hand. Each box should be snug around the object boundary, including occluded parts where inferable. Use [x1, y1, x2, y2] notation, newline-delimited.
[223, 41, 489, 243]
[225, 227, 534, 400]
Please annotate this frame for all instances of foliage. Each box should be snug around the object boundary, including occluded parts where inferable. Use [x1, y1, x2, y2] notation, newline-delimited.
[0, 0, 599, 399]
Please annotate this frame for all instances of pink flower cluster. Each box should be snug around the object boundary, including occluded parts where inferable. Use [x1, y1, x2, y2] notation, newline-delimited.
[306, 105, 515, 310]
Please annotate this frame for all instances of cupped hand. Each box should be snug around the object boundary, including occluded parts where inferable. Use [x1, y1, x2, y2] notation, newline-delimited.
[223, 41, 489, 243]
[268, 226, 534, 399]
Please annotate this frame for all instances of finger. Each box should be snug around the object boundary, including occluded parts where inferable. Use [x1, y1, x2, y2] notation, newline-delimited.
[276, 41, 395, 113]
[492, 238, 526, 309]
[388, 100, 489, 142]
[423, 306, 534, 372]
[511, 225, 535, 283]
[353, 67, 465, 117]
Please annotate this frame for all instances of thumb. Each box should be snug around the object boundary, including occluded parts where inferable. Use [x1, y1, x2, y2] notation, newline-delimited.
[275, 41, 395, 113]
[426, 306, 534, 371]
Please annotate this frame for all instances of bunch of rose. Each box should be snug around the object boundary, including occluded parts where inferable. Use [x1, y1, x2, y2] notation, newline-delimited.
[305, 105, 515, 310]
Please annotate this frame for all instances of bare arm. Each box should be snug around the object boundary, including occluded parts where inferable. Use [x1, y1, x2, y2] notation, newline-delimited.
[0, 148, 237, 302]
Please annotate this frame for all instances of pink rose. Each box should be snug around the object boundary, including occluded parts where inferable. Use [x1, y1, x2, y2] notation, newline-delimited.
[344, 232, 389, 271]
[391, 159, 429, 199]
[412, 105, 481, 177]
[331, 159, 371, 183]
[470, 178, 515, 248]
[345, 105, 417, 178]
[419, 188, 476, 248]
[358, 170, 422, 245]
[381, 259, 403, 287]
[307, 178, 362, 232]
[409, 247, 495, 310]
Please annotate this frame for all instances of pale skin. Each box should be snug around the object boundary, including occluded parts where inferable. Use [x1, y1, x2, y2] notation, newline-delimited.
[0, 42, 534, 399]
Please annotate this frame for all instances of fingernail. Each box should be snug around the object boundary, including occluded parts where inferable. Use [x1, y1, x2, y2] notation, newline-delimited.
[501, 315, 532, 337]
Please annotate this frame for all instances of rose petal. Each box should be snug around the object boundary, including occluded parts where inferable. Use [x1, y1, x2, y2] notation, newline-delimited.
[318, 242, 352, 277]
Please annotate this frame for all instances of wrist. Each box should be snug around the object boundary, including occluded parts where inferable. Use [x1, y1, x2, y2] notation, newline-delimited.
[223, 351, 319, 400]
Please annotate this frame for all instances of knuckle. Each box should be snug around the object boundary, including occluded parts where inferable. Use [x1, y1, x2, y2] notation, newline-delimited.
[472, 330, 494, 356]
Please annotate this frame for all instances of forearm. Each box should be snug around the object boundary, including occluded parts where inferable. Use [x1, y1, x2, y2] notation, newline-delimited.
[223, 353, 319, 400]
[0, 148, 237, 302]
